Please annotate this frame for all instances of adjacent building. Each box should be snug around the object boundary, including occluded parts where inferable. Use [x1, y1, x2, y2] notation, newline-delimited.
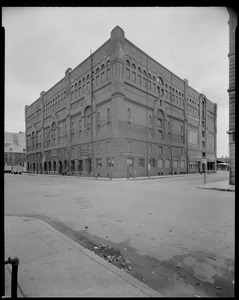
[4, 131, 26, 167]
[25, 26, 217, 178]
[227, 8, 236, 185]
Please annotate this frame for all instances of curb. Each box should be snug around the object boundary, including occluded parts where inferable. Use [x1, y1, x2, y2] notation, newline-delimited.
[11, 216, 162, 297]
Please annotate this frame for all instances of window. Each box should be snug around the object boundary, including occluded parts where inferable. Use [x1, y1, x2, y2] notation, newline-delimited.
[202, 131, 205, 137]
[126, 68, 130, 79]
[149, 144, 152, 154]
[158, 130, 162, 139]
[150, 158, 156, 167]
[107, 108, 111, 132]
[97, 143, 100, 153]
[132, 63, 136, 69]
[138, 75, 142, 85]
[158, 159, 163, 168]
[107, 141, 110, 152]
[173, 160, 178, 168]
[126, 60, 130, 66]
[127, 108, 131, 118]
[158, 119, 162, 127]
[138, 158, 145, 167]
[107, 157, 114, 168]
[138, 67, 141, 73]
[180, 160, 185, 168]
[127, 158, 134, 167]
[202, 141, 205, 148]
[158, 146, 162, 155]
[96, 158, 102, 168]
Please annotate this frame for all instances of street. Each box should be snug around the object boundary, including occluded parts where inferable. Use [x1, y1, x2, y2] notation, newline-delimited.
[4, 171, 234, 297]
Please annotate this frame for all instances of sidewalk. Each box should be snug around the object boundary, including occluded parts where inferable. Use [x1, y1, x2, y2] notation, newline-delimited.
[4, 216, 162, 297]
[197, 180, 235, 192]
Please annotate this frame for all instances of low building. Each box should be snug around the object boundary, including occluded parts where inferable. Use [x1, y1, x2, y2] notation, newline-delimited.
[217, 156, 229, 171]
[4, 132, 26, 168]
[25, 26, 217, 178]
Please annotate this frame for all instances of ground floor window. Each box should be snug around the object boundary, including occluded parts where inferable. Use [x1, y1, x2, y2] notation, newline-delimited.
[165, 159, 170, 168]
[173, 160, 178, 168]
[78, 160, 83, 172]
[96, 158, 102, 168]
[158, 159, 163, 168]
[127, 158, 134, 167]
[180, 160, 185, 168]
[138, 158, 145, 167]
[107, 157, 114, 168]
[71, 160, 75, 172]
[150, 158, 156, 168]
[188, 161, 197, 170]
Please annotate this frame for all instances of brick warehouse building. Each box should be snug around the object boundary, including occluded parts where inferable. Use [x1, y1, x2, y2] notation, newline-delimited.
[25, 26, 217, 178]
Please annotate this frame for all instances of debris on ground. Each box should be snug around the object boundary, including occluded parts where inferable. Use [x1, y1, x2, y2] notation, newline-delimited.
[91, 244, 133, 271]
[81, 226, 88, 231]
[215, 286, 222, 290]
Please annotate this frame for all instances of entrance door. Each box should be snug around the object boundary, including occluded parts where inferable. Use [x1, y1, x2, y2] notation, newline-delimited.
[58, 161, 62, 174]
[86, 158, 92, 175]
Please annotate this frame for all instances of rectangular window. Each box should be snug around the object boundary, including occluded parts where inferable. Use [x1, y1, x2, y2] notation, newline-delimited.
[158, 130, 162, 139]
[143, 78, 146, 86]
[101, 72, 105, 82]
[138, 75, 142, 85]
[127, 158, 134, 167]
[96, 158, 102, 168]
[158, 146, 162, 155]
[158, 119, 162, 127]
[132, 72, 136, 82]
[149, 144, 152, 154]
[107, 157, 114, 168]
[138, 158, 145, 167]
[180, 160, 185, 168]
[202, 131, 205, 137]
[173, 160, 178, 168]
[150, 158, 156, 167]
[202, 141, 205, 148]
[126, 68, 130, 79]
[107, 68, 111, 79]
[96, 76, 100, 85]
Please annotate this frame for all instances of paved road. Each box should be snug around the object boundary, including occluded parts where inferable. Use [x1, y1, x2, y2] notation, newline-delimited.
[4, 171, 234, 297]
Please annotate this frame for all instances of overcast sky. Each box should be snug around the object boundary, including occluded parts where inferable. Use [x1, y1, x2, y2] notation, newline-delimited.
[3, 7, 229, 157]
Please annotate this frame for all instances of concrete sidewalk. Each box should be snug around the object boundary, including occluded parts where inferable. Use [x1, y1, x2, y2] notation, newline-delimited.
[4, 216, 162, 297]
[197, 180, 235, 192]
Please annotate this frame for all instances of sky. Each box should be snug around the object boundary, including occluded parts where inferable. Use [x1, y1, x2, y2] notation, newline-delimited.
[2, 7, 230, 157]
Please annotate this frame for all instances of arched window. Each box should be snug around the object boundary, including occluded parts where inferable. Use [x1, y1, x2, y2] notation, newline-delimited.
[107, 60, 110, 66]
[32, 132, 35, 150]
[107, 108, 111, 132]
[126, 60, 130, 66]
[138, 67, 141, 73]
[97, 112, 100, 126]
[127, 108, 131, 119]
[101, 64, 105, 69]
[84, 106, 92, 138]
[51, 122, 56, 146]
[132, 63, 136, 69]
[143, 70, 147, 76]
[157, 77, 163, 85]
